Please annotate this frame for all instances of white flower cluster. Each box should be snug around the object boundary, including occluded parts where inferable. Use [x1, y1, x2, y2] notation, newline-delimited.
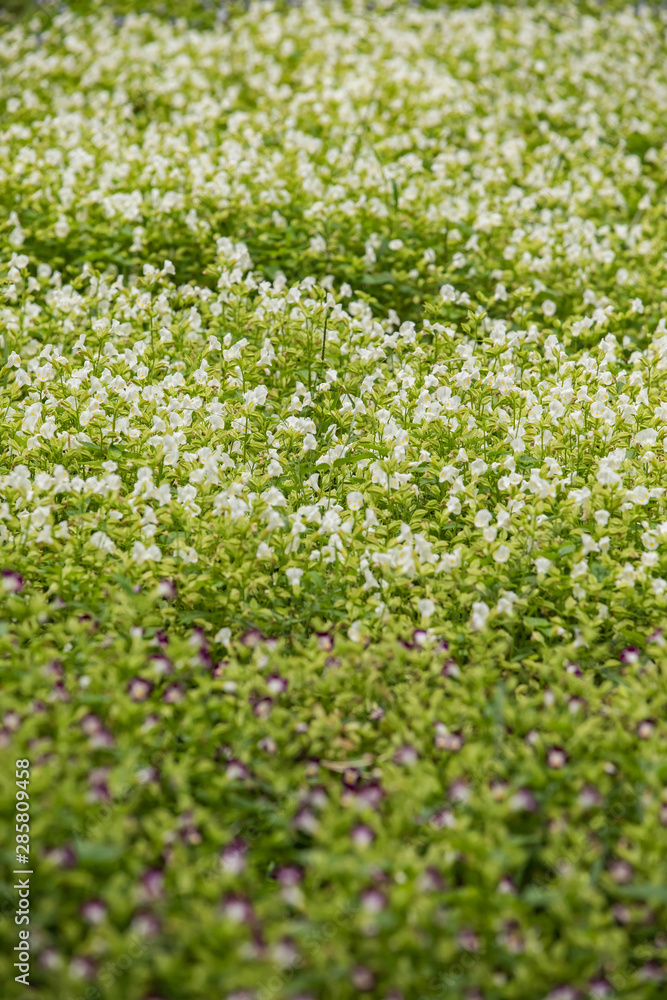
[1, 2, 667, 635]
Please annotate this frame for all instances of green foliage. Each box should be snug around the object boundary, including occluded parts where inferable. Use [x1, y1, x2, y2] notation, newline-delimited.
[2, 2, 667, 999]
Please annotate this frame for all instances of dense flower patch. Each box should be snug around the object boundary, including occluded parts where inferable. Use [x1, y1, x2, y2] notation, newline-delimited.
[2, 2, 667, 998]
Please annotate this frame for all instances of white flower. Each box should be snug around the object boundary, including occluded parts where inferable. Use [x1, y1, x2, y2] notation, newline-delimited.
[542, 299, 556, 317]
[286, 567, 303, 588]
[131, 541, 161, 564]
[534, 557, 551, 575]
[474, 509, 492, 528]
[471, 601, 490, 631]
[347, 620, 365, 642]
[214, 627, 232, 647]
[626, 485, 650, 506]
[418, 598, 436, 621]
[493, 545, 510, 564]
[347, 491, 364, 511]
[496, 591, 518, 615]
[90, 531, 115, 554]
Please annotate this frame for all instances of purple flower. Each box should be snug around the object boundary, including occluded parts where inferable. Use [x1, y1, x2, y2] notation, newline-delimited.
[81, 899, 107, 924]
[51, 680, 70, 702]
[225, 759, 250, 781]
[39, 948, 62, 971]
[545, 988, 578, 1000]
[252, 696, 273, 719]
[369, 706, 385, 721]
[497, 876, 517, 895]
[578, 785, 602, 809]
[220, 838, 247, 875]
[89, 728, 115, 749]
[441, 660, 461, 678]
[43, 844, 76, 868]
[638, 962, 664, 982]
[458, 928, 480, 953]
[294, 807, 318, 833]
[509, 788, 538, 812]
[266, 673, 288, 695]
[128, 677, 153, 702]
[351, 967, 375, 992]
[647, 628, 665, 645]
[140, 869, 164, 901]
[177, 812, 202, 845]
[434, 727, 464, 752]
[241, 628, 265, 648]
[153, 629, 169, 647]
[211, 659, 228, 678]
[69, 957, 96, 980]
[609, 860, 633, 884]
[162, 683, 185, 704]
[565, 662, 582, 676]
[417, 866, 444, 892]
[88, 767, 111, 802]
[620, 646, 640, 665]
[547, 746, 567, 769]
[305, 785, 328, 809]
[498, 920, 524, 954]
[355, 782, 384, 810]
[275, 864, 303, 887]
[2, 569, 24, 593]
[637, 718, 655, 739]
[588, 978, 613, 998]
[343, 767, 361, 788]
[449, 779, 470, 803]
[258, 737, 277, 753]
[130, 912, 161, 937]
[316, 632, 334, 651]
[269, 935, 297, 963]
[430, 807, 456, 830]
[361, 887, 386, 913]
[393, 744, 419, 766]
[157, 579, 177, 600]
[222, 894, 254, 924]
[149, 654, 174, 676]
[412, 628, 429, 646]
[351, 824, 375, 848]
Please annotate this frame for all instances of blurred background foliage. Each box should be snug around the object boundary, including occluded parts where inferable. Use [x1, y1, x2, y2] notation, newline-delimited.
[1, 0, 662, 31]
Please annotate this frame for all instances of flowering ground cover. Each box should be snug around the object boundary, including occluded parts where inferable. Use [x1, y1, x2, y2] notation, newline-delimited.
[2, 1, 667, 998]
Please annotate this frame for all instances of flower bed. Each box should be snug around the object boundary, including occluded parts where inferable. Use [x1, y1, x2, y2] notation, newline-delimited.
[2, 2, 667, 998]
